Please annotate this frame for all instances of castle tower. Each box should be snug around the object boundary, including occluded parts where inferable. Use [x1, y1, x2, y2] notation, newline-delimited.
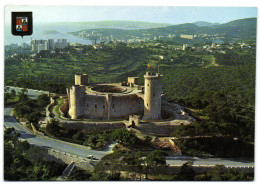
[75, 74, 88, 86]
[68, 85, 86, 119]
[143, 72, 162, 120]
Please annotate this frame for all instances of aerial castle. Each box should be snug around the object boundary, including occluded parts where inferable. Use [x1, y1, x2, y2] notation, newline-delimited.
[67, 72, 162, 121]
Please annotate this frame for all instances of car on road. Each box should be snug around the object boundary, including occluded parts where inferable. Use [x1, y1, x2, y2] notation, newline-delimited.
[86, 155, 99, 160]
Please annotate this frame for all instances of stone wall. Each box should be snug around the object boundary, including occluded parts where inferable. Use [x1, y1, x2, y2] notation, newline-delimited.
[60, 121, 125, 131]
[135, 122, 179, 136]
[46, 149, 94, 170]
[27, 146, 254, 176]
[26, 145, 94, 171]
[85, 94, 107, 119]
[164, 165, 254, 175]
[110, 95, 144, 119]
[60, 99, 69, 115]
[46, 97, 56, 123]
[70, 93, 144, 120]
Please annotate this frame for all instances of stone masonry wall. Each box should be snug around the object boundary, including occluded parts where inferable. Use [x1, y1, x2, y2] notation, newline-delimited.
[136, 122, 179, 136]
[60, 121, 125, 131]
[77, 94, 144, 120]
[110, 95, 144, 119]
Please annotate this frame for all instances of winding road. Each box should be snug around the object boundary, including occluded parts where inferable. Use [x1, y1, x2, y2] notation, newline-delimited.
[4, 86, 254, 167]
[4, 107, 113, 159]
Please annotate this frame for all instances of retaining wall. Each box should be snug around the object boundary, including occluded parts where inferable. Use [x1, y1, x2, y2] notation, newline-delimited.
[135, 122, 179, 136]
[60, 121, 125, 131]
[46, 149, 94, 170]
[46, 97, 56, 123]
[60, 99, 69, 118]
[28, 145, 94, 171]
[164, 165, 254, 175]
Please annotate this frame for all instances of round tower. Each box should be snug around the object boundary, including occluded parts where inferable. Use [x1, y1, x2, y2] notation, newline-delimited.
[143, 72, 162, 120]
[68, 85, 86, 119]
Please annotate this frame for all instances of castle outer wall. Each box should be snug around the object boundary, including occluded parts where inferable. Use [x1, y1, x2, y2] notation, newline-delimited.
[68, 87, 144, 120]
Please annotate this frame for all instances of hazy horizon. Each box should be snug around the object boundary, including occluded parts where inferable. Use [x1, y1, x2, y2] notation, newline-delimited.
[18, 17, 257, 25]
[5, 6, 257, 25]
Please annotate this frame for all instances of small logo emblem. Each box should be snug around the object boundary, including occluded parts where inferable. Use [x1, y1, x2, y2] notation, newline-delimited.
[12, 12, 33, 37]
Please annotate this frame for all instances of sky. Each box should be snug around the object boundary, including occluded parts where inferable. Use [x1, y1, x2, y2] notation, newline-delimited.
[5, 6, 257, 25]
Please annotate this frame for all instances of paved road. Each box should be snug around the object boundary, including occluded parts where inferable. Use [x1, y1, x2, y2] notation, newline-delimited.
[4, 107, 113, 159]
[4, 86, 255, 167]
[4, 87, 112, 159]
[5, 107, 254, 167]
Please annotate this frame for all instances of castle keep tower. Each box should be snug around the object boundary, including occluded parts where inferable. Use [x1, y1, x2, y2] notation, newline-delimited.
[143, 72, 162, 120]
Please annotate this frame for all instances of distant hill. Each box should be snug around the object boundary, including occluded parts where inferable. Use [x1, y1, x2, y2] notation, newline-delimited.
[42, 20, 172, 33]
[149, 18, 256, 37]
[70, 18, 256, 42]
[220, 17, 256, 27]
[193, 21, 220, 26]
[43, 30, 60, 34]
[211, 17, 257, 40]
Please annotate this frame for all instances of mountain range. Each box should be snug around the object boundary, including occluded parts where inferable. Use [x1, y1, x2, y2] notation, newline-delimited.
[70, 17, 256, 42]
[41, 20, 172, 33]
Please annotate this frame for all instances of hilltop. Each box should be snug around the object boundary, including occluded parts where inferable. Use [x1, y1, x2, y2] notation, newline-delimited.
[193, 21, 220, 27]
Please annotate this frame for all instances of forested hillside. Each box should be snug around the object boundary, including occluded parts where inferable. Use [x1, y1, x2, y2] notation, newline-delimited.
[5, 38, 256, 144]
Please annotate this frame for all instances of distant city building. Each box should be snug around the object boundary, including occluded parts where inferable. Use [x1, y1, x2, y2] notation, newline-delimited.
[38, 44, 46, 53]
[31, 38, 70, 53]
[20, 43, 30, 49]
[182, 44, 188, 51]
[56, 39, 69, 49]
[5, 45, 11, 51]
[57, 38, 67, 43]
[180, 34, 196, 39]
[31, 39, 45, 53]
[93, 44, 103, 50]
[92, 39, 97, 45]
[10, 43, 19, 50]
[48, 39, 55, 50]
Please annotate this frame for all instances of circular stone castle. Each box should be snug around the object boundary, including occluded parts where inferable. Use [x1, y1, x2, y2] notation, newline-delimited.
[67, 72, 163, 120]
